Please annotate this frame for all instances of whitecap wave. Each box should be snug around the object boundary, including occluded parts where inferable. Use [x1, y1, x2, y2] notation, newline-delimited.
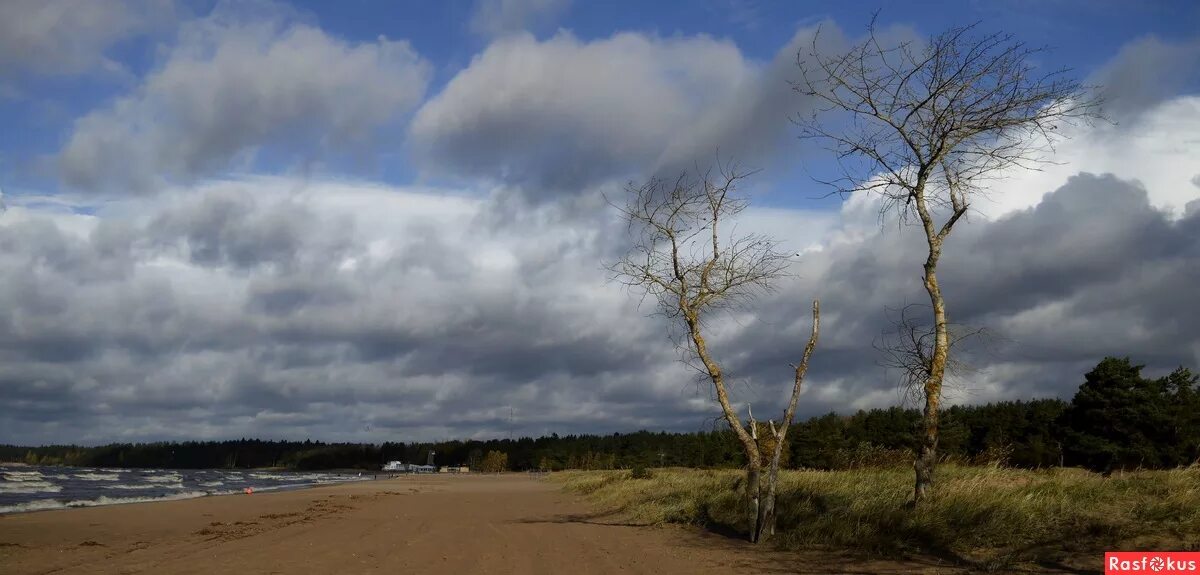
[0, 480, 62, 494]
[74, 472, 120, 481]
[0, 499, 66, 514]
[104, 483, 181, 490]
[143, 473, 183, 483]
[0, 491, 222, 514]
[2, 470, 45, 482]
[249, 473, 290, 480]
[66, 491, 214, 508]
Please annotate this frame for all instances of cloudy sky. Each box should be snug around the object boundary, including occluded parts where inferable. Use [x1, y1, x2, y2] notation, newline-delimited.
[1, 0, 1197, 445]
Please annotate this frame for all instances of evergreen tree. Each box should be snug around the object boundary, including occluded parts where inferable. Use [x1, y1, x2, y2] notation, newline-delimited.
[1060, 357, 1183, 471]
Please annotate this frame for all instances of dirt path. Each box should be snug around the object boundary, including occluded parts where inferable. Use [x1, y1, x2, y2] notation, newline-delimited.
[1, 474, 1000, 574]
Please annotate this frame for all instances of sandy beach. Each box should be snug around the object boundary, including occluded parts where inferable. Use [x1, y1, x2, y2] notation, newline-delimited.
[0, 473, 987, 574]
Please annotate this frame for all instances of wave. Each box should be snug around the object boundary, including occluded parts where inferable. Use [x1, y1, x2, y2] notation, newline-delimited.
[74, 472, 120, 481]
[249, 473, 292, 480]
[104, 483, 183, 490]
[198, 480, 224, 487]
[0, 491, 223, 515]
[144, 473, 183, 483]
[2, 470, 45, 482]
[0, 480, 62, 494]
[0, 499, 65, 514]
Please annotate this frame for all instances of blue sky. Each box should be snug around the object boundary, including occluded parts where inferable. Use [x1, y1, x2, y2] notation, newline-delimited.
[0, 0, 1198, 444]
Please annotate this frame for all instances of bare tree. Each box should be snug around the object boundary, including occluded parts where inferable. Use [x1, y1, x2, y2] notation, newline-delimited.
[795, 19, 1101, 502]
[609, 163, 819, 543]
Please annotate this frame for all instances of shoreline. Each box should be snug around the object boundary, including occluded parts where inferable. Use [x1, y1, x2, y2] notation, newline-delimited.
[0, 465, 382, 516]
[0, 478, 372, 516]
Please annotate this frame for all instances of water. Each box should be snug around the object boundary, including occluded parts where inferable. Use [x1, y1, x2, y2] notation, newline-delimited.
[0, 464, 371, 514]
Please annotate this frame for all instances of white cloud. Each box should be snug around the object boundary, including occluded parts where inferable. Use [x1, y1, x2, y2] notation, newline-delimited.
[0, 0, 174, 79]
[968, 96, 1200, 220]
[58, 8, 431, 193]
[410, 31, 753, 195]
[469, 0, 571, 39]
[409, 25, 841, 199]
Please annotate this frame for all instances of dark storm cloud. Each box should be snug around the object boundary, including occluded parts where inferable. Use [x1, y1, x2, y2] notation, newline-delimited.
[0, 172, 1195, 444]
[0, 181, 697, 444]
[716, 174, 1200, 417]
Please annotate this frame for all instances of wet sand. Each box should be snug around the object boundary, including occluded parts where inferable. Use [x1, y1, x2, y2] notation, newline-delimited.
[1, 473, 1021, 574]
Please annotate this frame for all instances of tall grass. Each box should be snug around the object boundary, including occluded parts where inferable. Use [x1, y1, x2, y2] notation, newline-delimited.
[552, 465, 1200, 566]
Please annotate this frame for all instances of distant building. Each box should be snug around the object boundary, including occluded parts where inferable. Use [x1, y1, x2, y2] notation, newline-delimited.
[383, 460, 404, 471]
[438, 466, 470, 473]
[382, 461, 438, 473]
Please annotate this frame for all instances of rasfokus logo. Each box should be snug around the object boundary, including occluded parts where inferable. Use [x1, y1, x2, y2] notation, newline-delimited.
[1106, 552, 1200, 574]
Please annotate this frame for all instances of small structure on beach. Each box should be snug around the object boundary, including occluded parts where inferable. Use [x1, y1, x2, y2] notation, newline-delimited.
[381, 461, 438, 474]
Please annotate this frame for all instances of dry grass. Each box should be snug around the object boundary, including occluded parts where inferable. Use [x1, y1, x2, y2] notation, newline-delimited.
[551, 465, 1200, 567]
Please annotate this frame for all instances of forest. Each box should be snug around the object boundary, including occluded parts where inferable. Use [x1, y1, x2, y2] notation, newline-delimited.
[5, 357, 1196, 474]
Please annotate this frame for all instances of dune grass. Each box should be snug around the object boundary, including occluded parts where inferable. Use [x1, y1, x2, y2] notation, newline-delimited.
[550, 465, 1200, 567]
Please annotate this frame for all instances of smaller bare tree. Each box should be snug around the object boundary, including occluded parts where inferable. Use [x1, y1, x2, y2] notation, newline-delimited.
[609, 163, 819, 543]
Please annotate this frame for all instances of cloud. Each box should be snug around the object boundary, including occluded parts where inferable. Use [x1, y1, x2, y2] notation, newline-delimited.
[469, 0, 571, 39]
[0, 0, 175, 79]
[409, 26, 838, 200]
[720, 173, 1200, 414]
[3, 21, 1198, 446]
[57, 6, 431, 193]
[0, 178, 704, 444]
[1, 168, 1196, 446]
[1091, 36, 1200, 124]
[903, 93, 1200, 222]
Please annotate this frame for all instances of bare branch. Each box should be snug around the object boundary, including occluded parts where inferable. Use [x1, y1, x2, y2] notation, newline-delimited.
[873, 304, 986, 405]
[795, 20, 1104, 234]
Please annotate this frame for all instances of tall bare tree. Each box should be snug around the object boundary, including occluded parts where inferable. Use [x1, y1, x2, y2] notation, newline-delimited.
[609, 164, 819, 543]
[794, 20, 1101, 502]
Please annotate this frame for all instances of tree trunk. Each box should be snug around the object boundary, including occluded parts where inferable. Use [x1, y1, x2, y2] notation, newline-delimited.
[747, 464, 763, 542]
[685, 313, 763, 540]
[758, 300, 819, 541]
[915, 249, 949, 503]
[756, 451, 781, 542]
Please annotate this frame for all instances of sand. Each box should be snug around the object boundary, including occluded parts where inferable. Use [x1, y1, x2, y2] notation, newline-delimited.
[0, 473, 996, 574]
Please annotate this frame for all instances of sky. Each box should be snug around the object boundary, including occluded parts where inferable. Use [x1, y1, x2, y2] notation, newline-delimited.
[0, 0, 1197, 445]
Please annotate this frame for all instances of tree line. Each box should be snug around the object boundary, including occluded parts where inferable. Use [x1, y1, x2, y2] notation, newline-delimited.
[6, 357, 1194, 474]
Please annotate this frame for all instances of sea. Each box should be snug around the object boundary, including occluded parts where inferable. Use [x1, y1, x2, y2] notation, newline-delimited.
[0, 464, 372, 514]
